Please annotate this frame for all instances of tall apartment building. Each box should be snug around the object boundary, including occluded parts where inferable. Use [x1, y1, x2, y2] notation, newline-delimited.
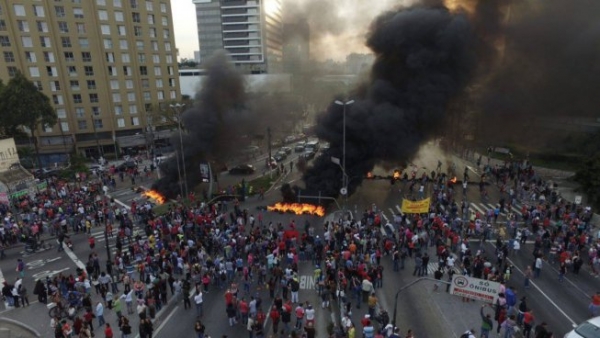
[0, 0, 181, 161]
[193, 0, 283, 74]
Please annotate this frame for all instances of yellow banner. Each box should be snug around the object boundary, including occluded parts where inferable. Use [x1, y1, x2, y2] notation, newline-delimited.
[401, 198, 431, 214]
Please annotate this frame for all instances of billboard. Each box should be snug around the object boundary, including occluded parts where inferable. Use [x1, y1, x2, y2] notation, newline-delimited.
[0, 138, 19, 171]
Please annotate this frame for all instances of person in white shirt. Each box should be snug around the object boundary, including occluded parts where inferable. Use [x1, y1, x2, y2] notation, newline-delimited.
[194, 290, 203, 317]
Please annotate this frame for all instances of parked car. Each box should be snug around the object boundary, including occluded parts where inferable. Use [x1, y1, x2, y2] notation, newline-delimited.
[284, 135, 296, 143]
[274, 153, 285, 162]
[295, 142, 305, 153]
[266, 157, 277, 169]
[89, 165, 106, 175]
[241, 145, 260, 155]
[565, 316, 600, 338]
[229, 164, 255, 175]
[303, 150, 316, 160]
[280, 146, 292, 154]
[116, 161, 137, 171]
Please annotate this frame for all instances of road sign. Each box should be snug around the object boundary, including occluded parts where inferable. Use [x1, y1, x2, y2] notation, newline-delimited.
[340, 187, 347, 195]
[575, 195, 582, 205]
[449, 275, 501, 304]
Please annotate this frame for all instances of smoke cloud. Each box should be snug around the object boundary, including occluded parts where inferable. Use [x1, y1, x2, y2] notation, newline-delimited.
[475, 0, 600, 145]
[302, 5, 478, 198]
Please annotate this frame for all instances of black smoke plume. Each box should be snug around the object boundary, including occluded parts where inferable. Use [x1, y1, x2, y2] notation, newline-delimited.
[475, 0, 600, 146]
[303, 5, 477, 198]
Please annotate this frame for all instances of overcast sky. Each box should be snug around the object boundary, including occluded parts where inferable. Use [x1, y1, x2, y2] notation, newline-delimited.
[171, 0, 413, 62]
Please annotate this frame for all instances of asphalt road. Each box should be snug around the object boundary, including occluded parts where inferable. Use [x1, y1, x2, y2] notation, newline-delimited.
[0, 143, 595, 337]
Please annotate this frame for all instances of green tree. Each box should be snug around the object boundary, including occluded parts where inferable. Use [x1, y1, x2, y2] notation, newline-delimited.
[0, 71, 57, 168]
[574, 154, 600, 210]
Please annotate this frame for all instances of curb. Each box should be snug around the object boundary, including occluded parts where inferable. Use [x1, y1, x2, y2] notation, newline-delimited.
[0, 317, 42, 338]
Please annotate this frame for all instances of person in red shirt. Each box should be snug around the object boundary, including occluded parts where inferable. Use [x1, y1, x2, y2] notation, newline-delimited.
[523, 310, 535, 338]
[104, 323, 114, 338]
[269, 305, 280, 334]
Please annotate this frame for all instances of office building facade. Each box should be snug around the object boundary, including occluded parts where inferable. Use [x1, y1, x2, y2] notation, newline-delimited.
[193, 0, 283, 74]
[0, 0, 181, 161]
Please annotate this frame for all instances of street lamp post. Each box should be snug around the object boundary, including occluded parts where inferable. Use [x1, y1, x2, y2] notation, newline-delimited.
[333, 100, 354, 210]
[170, 103, 188, 198]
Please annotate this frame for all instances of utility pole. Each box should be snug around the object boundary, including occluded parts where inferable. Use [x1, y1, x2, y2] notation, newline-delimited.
[267, 127, 272, 176]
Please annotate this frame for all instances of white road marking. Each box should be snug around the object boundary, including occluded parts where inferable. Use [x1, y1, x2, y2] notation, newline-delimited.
[395, 205, 403, 214]
[146, 305, 179, 338]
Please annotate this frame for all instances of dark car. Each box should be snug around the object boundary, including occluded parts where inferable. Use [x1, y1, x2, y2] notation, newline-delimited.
[229, 164, 255, 175]
[274, 153, 285, 162]
[295, 144, 305, 153]
[280, 147, 292, 154]
[116, 161, 137, 171]
[303, 150, 316, 160]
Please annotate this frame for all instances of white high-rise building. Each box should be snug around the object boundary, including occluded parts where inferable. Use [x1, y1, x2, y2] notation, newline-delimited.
[192, 0, 283, 74]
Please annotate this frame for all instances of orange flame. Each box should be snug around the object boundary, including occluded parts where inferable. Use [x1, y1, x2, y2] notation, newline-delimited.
[367, 172, 373, 179]
[142, 189, 166, 204]
[450, 177, 457, 184]
[393, 171, 401, 180]
[267, 202, 326, 217]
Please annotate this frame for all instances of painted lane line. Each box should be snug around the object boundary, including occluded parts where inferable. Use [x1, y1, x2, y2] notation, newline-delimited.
[148, 305, 179, 338]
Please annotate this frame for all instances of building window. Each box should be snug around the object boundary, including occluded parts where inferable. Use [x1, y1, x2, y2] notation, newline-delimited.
[143, 92, 151, 101]
[121, 53, 130, 63]
[125, 80, 133, 88]
[149, 27, 156, 38]
[134, 26, 142, 36]
[87, 80, 96, 90]
[112, 93, 121, 102]
[123, 66, 131, 76]
[67, 66, 77, 76]
[154, 66, 161, 76]
[152, 54, 160, 63]
[58, 21, 69, 33]
[50, 81, 60, 91]
[155, 79, 163, 88]
[117, 25, 126, 36]
[84, 66, 94, 76]
[89, 93, 98, 103]
[115, 105, 123, 115]
[44, 126, 53, 133]
[127, 92, 135, 102]
[14, 5, 26, 17]
[108, 66, 117, 76]
[132, 12, 140, 23]
[56, 109, 67, 119]
[73, 8, 84, 18]
[160, 3, 167, 13]
[37, 21, 48, 33]
[40, 36, 51, 47]
[117, 118, 125, 128]
[151, 41, 158, 51]
[129, 105, 138, 114]
[146, 1, 153, 11]
[81, 52, 91, 62]
[93, 119, 103, 129]
[70, 80, 80, 90]
[60, 122, 69, 132]
[96, 0, 106, 5]
[110, 80, 119, 89]
[114, 0, 122, 7]
[141, 79, 149, 88]
[157, 91, 164, 100]
[78, 38, 89, 48]
[165, 42, 171, 51]
[3, 51, 15, 62]
[0, 20, 6, 32]
[78, 120, 87, 130]
[26, 52, 37, 63]
[138, 53, 145, 62]
[73, 94, 82, 103]
[17, 21, 29, 32]
[147, 14, 154, 25]
[98, 10, 108, 20]
[29, 67, 40, 77]
[52, 94, 64, 105]
[61, 37, 71, 48]
[33, 5, 45, 17]
[130, 0, 138, 9]
[131, 117, 139, 126]
[64, 52, 74, 61]
[119, 40, 128, 50]
[103, 39, 113, 49]
[55, 6, 65, 17]
[76, 23, 86, 34]
[139, 66, 147, 75]
[7, 66, 19, 77]
[136, 41, 144, 51]
[0, 36, 11, 47]
[163, 29, 170, 39]
[75, 107, 85, 118]
[21, 36, 33, 47]
[106, 52, 115, 62]
[46, 66, 58, 76]
[101, 25, 110, 35]
[162, 16, 168, 26]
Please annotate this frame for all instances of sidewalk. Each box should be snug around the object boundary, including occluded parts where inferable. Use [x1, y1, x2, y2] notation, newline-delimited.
[0, 318, 41, 338]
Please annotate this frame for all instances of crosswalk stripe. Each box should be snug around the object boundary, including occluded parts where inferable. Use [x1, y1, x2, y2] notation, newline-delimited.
[470, 203, 484, 215]
[395, 205, 403, 214]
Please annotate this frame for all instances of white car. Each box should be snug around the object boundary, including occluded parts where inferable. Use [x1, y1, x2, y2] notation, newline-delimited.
[565, 316, 600, 338]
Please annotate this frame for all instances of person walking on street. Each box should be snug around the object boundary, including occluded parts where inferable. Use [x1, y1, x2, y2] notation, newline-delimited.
[194, 288, 204, 318]
[480, 305, 493, 338]
[95, 301, 105, 327]
[523, 310, 535, 338]
[524, 266, 533, 289]
[534, 256, 543, 278]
